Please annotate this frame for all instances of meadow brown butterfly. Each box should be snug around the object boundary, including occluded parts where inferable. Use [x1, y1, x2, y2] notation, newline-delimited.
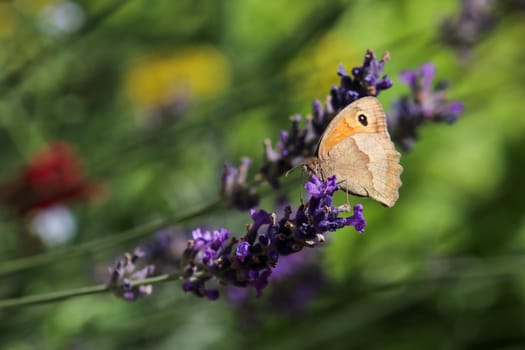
[307, 96, 402, 207]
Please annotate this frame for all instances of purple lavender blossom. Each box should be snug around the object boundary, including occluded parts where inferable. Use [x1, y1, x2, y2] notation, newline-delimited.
[266, 249, 327, 314]
[441, 1, 525, 59]
[181, 174, 366, 300]
[107, 248, 155, 301]
[304, 173, 338, 198]
[259, 50, 393, 190]
[141, 228, 188, 274]
[220, 157, 260, 210]
[236, 241, 251, 262]
[387, 63, 464, 150]
[271, 249, 317, 281]
[227, 248, 326, 322]
[441, 0, 496, 57]
[333, 50, 392, 108]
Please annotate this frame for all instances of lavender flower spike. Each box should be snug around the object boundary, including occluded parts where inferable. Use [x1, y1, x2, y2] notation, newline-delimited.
[388, 62, 464, 150]
[330, 50, 392, 112]
[260, 50, 393, 189]
[440, 0, 496, 57]
[221, 157, 260, 210]
[180, 174, 366, 300]
[107, 248, 155, 301]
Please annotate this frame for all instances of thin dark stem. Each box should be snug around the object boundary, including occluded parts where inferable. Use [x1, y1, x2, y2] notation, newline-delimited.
[0, 198, 222, 276]
[2, 253, 524, 310]
[0, 273, 178, 309]
[0, 284, 109, 309]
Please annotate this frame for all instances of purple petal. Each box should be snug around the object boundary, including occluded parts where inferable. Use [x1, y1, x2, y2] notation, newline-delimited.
[253, 268, 272, 297]
[304, 174, 324, 197]
[192, 228, 210, 243]
[346, 204, 366, 233]
[122, 292, 137, 301]
[279, 130, 289, 144]
[202, 247, 217, 265]
[399, 70, 418, 86]
[206, 289, 220, 300]
[312, 99, 323, 119]
[420, 63, 436, 91]
[446, 101, 464, 116]
[212, 228, 230, 245]
[250, 209, 272, 227]
[337, 63, 348, 77]
[236, 241, 251, 262]
[182, 282, 194, 292]
[226, 286, 249, 304]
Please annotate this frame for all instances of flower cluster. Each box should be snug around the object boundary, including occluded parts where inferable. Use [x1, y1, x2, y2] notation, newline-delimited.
[181, 174, 365, 300]
[105, 52, 465, 305]
[0, 141, 100, 216]
[440, 0, 496, 57]
[331, 50, 393, 107]
[227, 247, 326, 317]
[440, 1, 525, 58]
[387, 63, 464, 150]
[221, 50, 393, 209]
[220, 157, 259, 210]
[140, 228, 189, 274]
[260, 50, 393, 189]
[107, 248, 155, 301]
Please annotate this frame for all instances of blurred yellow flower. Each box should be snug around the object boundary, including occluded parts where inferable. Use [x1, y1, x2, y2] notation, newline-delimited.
[0, 4, 16, 38]
[286, 32, 358, 101]
[124, 45, 231, 109]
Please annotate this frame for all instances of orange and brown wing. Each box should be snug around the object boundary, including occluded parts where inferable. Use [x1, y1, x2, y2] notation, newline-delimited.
[316, 97, 402, 207]
[318, 96, 388, 158]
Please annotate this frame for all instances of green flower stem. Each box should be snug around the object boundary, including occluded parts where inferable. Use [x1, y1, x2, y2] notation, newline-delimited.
[0, 199, 221, 276]
[0, 273, 177, 310]
[1, 254, 524, 310]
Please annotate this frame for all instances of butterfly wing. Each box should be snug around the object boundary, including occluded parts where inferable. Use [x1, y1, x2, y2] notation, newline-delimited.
[316, 97, 402, 207]
[325, 134, 402, 207]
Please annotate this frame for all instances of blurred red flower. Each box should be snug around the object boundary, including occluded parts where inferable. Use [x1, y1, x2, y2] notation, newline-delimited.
[0, 142, 100, 216]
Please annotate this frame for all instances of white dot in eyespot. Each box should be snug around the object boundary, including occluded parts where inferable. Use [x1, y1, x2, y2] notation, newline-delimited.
[31, 205, 77, 247]
[358, 114, 368, 126]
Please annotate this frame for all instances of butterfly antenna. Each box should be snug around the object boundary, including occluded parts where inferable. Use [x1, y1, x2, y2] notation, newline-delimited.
[284, 163, 308, 204]
[284, 163, 304, 178]
[299, 167, 308, 204]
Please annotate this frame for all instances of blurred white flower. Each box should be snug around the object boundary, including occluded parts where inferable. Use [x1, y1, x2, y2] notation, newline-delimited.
[31, 205, 77, 246]
[37, 1, 85, 37]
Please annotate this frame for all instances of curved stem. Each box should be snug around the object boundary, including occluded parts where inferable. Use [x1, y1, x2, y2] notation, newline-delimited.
[2, 254, 525, 310]
[0, 199, 222, 276]
[0, 273, 178, 309]
[0, 284, 109, 309]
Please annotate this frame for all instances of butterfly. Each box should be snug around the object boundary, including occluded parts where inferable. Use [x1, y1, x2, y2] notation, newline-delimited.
[306, 96, 403, 207]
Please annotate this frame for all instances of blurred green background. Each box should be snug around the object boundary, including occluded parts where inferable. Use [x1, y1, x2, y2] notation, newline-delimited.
[0, 0, 524, 349]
